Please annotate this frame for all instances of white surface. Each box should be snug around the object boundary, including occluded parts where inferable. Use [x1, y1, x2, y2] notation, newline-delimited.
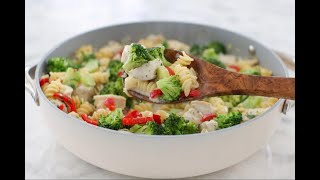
[25, 0, 295, 179]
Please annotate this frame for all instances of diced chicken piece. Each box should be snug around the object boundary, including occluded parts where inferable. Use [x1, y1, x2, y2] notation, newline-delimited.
[60, 85, 73, 97]
[127, 59, 162, 80]
[93, 94, 126, 110]
[190, 101, 215, 115]
[218, 54, 237, 65]
[72, 84, 95, 102]
[183, 108, 203, 125]
[121, 45, 131, 64]
[200, 120, 218, 133]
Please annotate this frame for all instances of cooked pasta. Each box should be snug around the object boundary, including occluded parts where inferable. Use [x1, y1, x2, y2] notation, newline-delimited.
[134, 102, 153, 112]
[140, 111, 153, 117]
[75, 45, 93, 61]
[124, 76, 157, 97]
[90, 71, 110, 84]
[95, 41, 122, 59]
[170, 62, 199, 96]
[43, 80, 63, 99]
[176, 51, 194, 66]
[77, 101, 95, 115]
[206, 97, 228, 115]
[72, 95, 84, 109]
[155, 110, 169, 123]
[167, 39, 190, 52]
[91, 108, 111, 120]
[138, 34, 165, 48]
[49, 72, 66, 82]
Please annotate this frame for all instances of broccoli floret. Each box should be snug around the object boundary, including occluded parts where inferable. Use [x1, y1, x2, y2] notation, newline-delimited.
[201, 48, 226, 69]
[100, 78, 123, 95]
[63, 68, 81, 88]
[215, 111, 242, 129]
[81, 52, 96, 62]
[122, 43, 152, 72]
[163, 113, 185, 135]
[206, 41, 227, 54]
[190, 41, 226, 57]
[147, 45, 172, 66]
[240, 69, 261, 76]
[130, 121, 164, 135]
[98, 108, 123, 130]
[99, 77, 133, 108]
[163, 113, 199, 135]
[47, 57, 80, 72]
[156, 75, 182, 102]
[162, 41, 169, 48]
[239, 96, 263, 108]
[181, 121, 200, 134]
[220, 95, 249, 107]
[108, 60, 124, 81]
[190, 44, 205, 57]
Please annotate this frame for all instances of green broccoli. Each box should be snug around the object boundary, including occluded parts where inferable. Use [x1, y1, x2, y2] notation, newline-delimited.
[81, 52, 96, 62]
[108, 60, 124, 81]
[220, 95, 249, 107]
[98, 108, 123, 130]
[215, 111, 242, 129]
[162, 41, 169, 48]
[62, 68, 81, 88]
[122, 43, 152, 72]
[163, 113, 199, 135]
[181, 121, 200, 134]
[190, 41, 226, 57]
[100, 78, 124, 95]
[190, 44, 205, 57]
[239, 96, 263, 108]
[147, 45, 172, 66]
[47, 57, 80, 72]
[129, 121, 164, 135]
[206, 41, 227, 54]
[99, 77, 133, 108]
[240, 69, 261, 76]
[156, 75, 182, 102]
[201, 48, 226, 69]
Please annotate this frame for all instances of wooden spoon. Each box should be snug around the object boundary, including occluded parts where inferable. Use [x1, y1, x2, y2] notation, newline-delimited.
[127, 49, 295, 104]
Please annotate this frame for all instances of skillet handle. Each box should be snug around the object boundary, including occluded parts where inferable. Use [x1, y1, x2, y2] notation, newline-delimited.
[274, 51, 295, 114]
[25, 64, 40, 106]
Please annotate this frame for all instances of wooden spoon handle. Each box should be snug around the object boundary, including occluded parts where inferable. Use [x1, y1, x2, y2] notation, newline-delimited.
[207, 72, 295, 99]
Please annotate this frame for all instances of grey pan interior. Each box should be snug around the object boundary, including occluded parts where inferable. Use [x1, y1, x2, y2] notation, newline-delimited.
[36, 21, 288, 79]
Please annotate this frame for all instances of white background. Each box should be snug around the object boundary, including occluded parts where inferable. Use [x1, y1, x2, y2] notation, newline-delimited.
[25, 0, 295, 179]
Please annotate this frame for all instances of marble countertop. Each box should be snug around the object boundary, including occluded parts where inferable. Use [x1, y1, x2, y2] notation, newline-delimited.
[25, 0, 295, 179]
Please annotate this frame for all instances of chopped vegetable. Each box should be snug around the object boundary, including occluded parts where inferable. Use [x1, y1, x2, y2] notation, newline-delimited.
[240, 96, 263, 108]
[215, 111, 242, 129]
[47, 57, 80, 72]
[63, 68, 81, 88]
[163, 113, 199, 135]
[150, 89, 163, 98]
[156, 66, 170, 79]
[165, 66, 175, 76]
[40, 78, 49, 86]
[240, 68, 261, 76]
[201, 48, 226, 69]
[201, 113, 217, 122]
[98, 108, 124, 130]
[122, 116, 153, 126]
[104, 97, 116, 111]
[122, 43, 153, 72]
[81, 114, 98, 126]
[228, 65, 241, 72]
[156, 75, 182, 101]
[53, 93, 77, 112]
[108, 60, 124, 81]
[58, 104, 65, 111]
[129, 121, 164, 135]
[147, 45, 172, 66]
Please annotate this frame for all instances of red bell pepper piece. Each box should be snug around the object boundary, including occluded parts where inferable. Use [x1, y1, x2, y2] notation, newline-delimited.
[165, 66, 175, 75]
[180, 89, 200, 98]
[81, 114, 98, 126]
[58, 104, 65, 111]
[122, 117, 153, 126]
[228, 65, 241, 72]
[117, 70, 124, 77]
[53, 93, 77, 112]
[104, 98, 116, 111]
[201, 113, 217, 122]
[150, 89, 163, 98]
[39, 78, 49, 86]
[152, 114, 162, 124]
[124, 110, 141, 118]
